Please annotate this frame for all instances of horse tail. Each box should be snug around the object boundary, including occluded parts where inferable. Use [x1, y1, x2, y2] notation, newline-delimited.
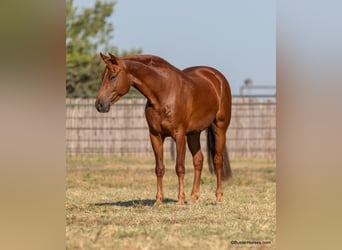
[206, 126, 232, 181]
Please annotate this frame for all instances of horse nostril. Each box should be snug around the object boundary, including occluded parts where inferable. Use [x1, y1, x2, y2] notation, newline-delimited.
[96, 99, 110, 113]
[95, 99, 103, 112]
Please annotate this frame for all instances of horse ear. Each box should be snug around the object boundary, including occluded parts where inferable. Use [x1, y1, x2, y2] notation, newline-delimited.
[109, 53, 119, 65]
[100, 53, 120, 71]
[109, 53, 126, 69]
[100, 52, 110, 62]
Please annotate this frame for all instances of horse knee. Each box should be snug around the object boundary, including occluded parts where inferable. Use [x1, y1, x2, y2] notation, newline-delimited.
[155, 164, 165, 177]
[175, 164, 185, 176]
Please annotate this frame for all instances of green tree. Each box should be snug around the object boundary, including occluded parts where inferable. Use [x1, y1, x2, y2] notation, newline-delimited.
[66, 0, 142, 97]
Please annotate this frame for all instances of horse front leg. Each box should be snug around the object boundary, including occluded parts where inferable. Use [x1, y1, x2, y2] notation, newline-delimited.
[149, 132, 165, 206]
[174, 132, 187, 205]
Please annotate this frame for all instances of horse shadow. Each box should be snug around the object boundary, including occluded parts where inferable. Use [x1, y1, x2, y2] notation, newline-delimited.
[93, 198, 178, 207]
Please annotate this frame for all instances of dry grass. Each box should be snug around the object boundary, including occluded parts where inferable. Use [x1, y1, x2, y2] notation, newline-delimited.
[66, 156, 276, 250]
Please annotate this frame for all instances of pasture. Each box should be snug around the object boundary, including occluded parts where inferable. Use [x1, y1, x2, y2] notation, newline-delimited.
[66, 156, 276, 249]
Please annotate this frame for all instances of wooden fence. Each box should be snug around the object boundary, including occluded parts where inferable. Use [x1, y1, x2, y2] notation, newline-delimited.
[66, 96, 276, 159]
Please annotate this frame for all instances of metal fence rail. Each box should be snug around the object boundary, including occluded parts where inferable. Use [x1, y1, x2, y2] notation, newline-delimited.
[66, 96, 276, 158]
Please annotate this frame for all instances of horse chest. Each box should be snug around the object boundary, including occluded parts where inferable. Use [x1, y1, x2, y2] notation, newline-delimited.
[145, 104, 176, 135]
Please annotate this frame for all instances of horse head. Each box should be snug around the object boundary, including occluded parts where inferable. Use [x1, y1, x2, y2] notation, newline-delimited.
[95, 53, 131, 113]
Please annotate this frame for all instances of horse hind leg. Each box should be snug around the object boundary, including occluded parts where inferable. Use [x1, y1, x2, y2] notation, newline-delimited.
[187, 133, 204, 204]
[211, 123, 230, 203]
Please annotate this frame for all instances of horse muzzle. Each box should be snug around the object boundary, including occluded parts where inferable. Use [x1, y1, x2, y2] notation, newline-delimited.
[95, 98, 111, 113]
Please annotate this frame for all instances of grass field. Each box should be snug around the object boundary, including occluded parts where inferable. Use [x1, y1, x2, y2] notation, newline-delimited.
[66, 156, 276, 250]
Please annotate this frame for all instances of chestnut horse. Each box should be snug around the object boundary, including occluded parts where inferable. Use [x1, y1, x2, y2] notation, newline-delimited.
[95, 53, 232, 205]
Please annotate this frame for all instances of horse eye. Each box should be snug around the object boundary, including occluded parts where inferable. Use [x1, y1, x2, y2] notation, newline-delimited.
[110, 75, 117, 81]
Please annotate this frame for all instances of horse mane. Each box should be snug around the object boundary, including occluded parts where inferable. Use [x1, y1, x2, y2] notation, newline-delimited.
[123, 54, 181, 72]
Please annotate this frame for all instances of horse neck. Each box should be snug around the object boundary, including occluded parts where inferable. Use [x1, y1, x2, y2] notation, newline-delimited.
[124, 59, 173, 108]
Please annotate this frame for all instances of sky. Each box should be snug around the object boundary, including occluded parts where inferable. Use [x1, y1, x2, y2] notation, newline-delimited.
[74, 0, 275, 95]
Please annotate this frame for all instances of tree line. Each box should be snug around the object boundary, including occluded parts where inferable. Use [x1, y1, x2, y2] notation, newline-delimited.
[66, 0, 142, 97]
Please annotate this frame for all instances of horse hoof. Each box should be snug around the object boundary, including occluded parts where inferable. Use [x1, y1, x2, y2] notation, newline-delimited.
[189, 197, 199, 205]
[216, 200, 224, 205]
[176, 200, 186, 206]
[154, 199, 163, 207]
